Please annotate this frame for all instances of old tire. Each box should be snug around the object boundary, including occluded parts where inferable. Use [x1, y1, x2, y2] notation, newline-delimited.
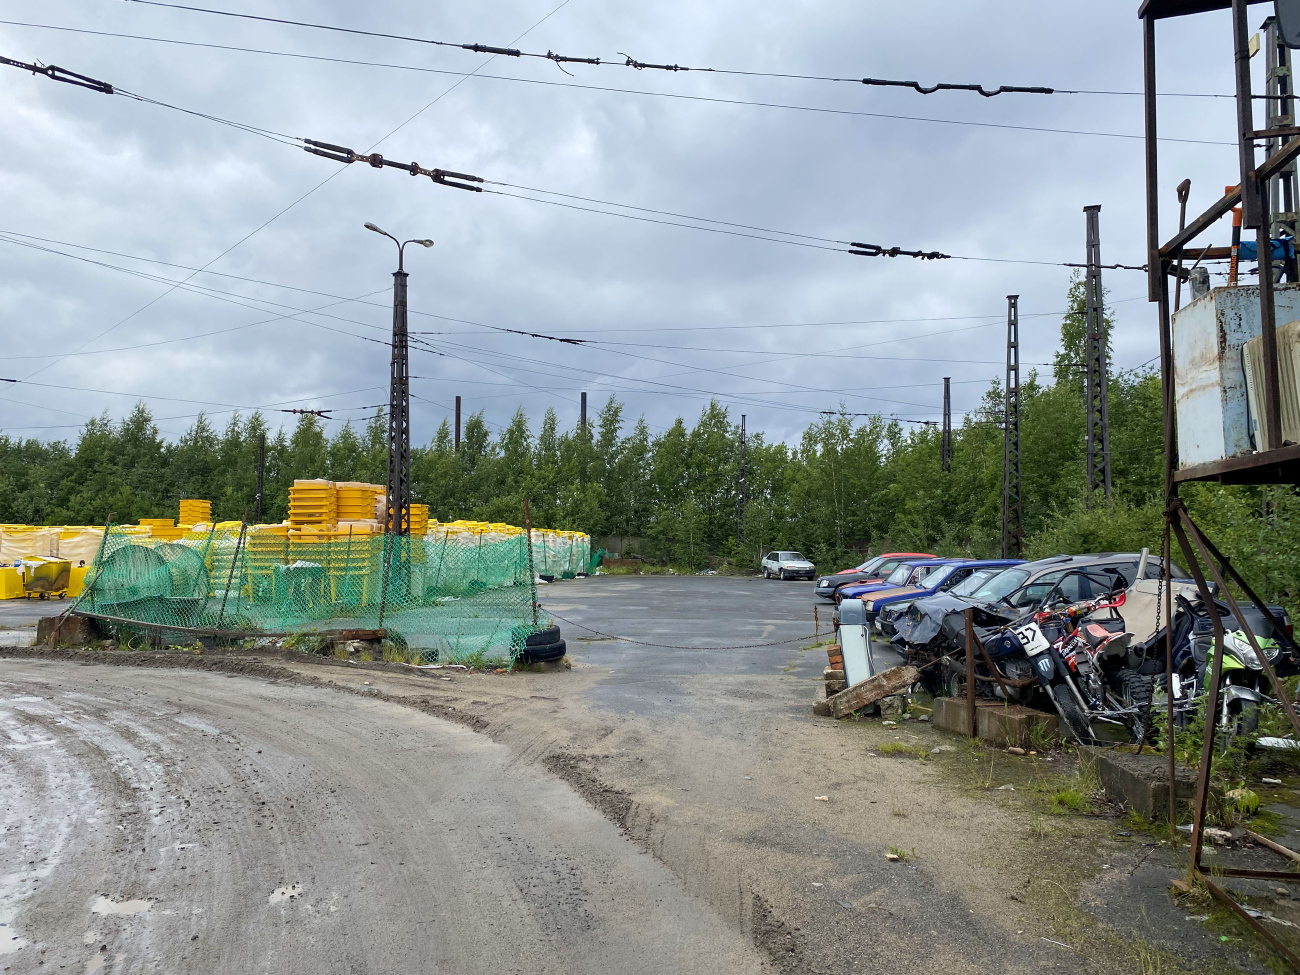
[1053, 684, 1095, 744]
[518, 625, 566, 663]
[779, 568, 786, 581]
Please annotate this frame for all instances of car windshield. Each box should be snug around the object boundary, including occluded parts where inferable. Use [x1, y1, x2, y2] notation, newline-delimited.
[918, 565, 957, 590]
[971, 567, 1031, 602]
[781, 552, 804, 561]
[950, 568, 998, 596]
[853, 556, 884, 573]
[885, 564, 914, 585]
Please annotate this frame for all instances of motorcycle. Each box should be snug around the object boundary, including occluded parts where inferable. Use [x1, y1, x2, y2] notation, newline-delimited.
[1164, 593, 1283, 745]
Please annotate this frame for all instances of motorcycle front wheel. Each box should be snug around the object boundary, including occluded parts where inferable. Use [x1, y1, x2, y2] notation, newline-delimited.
[1053, 684, 1096, 745]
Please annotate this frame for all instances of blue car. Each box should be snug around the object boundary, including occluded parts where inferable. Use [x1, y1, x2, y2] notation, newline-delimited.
[835, 558, 961, 606]
[846, 559, 1026, 629]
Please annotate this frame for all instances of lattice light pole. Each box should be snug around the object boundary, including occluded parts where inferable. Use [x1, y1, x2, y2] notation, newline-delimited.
[946, 377, 956, 473]
[1084, 205, 1112, 502]
[1002, 296, 1022, 559]
[365, 223, 434, 538]
[736, 414, 747, 547]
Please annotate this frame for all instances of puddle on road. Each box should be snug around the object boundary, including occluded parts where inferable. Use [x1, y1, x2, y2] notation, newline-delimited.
[0, 925, 28, 956]
[268, 884, 303, 904]
[91, 896, 152, 916]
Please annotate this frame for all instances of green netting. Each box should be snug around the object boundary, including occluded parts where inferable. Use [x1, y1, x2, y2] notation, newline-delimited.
[82, 525, 549, 663]
[529, 532, 590, 580]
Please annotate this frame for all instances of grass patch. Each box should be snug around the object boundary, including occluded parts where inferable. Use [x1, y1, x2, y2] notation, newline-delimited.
[878, 742, 930, 761]
[1047, 787, 1091, 815]
[891, 808, 907, 818]
[887, 844, 914, 862]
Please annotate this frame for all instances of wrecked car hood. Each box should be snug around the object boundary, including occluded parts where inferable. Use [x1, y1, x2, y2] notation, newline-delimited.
[891, 594, 1016, 647]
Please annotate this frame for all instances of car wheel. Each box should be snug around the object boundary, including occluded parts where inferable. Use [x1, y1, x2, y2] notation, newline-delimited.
[779, 568, 786, 581]
[762, 568, 769, 579]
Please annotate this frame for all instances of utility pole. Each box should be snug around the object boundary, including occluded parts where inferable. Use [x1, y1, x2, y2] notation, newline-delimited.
[365, 223, 433, 538]
[1084, 205, 1113, 503]
[580, 391, 587, 431]
[455, 395, 461, 453]
[1002, 296, 1023, 559]
[1263, 14, 1300, 282]
[736, 414, 747, 547]
[941, 378, 952, 473]
[254, 432, 265, 523]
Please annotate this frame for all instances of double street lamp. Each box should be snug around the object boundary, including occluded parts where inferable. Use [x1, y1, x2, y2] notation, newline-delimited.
[365, 222, 432, 539]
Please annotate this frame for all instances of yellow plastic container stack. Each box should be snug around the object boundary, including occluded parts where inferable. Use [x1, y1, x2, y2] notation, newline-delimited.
[335, 482, 377, 521]
[179, 499, 211, 524]
[139, 517, 184, 541]
[288, 479, 336, 527]
[409, 504, 429, 535]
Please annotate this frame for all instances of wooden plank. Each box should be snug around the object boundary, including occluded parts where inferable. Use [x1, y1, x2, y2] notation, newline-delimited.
[827, 665, 920, 719]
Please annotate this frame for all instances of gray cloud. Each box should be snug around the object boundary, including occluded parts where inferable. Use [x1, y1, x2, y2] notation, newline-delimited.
[0, 0, 1247, 444]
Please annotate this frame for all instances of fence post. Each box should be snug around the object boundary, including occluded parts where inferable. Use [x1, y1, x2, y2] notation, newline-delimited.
[964, 608, 977, 738]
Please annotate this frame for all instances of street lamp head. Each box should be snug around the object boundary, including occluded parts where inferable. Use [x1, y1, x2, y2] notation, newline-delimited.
[364, 222, 387, 235]
[413, 239, 435, 248]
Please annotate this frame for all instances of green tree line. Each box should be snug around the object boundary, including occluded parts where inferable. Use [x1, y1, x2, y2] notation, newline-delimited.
[2, 277, 1297, 613]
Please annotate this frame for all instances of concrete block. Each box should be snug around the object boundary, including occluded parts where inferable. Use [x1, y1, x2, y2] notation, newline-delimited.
[825, 679, 847, 694]
[36, 614, 99, 647]
[827, 665, 920, 718]
[1082, 746, 1201, 821]
[933, 696, 1000, 737]
[931, 697, 1057, 747]
[813, 685, 831, 716]
[823, 667, 845, 682]
[976, 703, 1057, 748]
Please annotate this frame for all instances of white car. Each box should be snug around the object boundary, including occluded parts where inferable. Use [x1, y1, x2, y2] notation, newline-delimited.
[761, 551, 816, 580]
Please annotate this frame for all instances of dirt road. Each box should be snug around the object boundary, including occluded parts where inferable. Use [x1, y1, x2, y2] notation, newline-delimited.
[0, 661, 767, 973]
[0, 575, 1246, 973]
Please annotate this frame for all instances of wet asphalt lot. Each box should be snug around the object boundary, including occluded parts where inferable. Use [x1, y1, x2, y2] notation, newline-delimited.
[538, 574, 827, 716]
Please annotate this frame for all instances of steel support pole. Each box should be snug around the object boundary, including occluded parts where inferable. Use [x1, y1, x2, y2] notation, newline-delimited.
[964, 609, 977, 738]
[1144, 15, 1162, 303]
[254, 432, 265, 524]
[1084, 205, 1112, 502]
[736, 414, 746, 547]
[454, 395, 461, 453]
[1002, 296, 1022, 559]
[941, 377, 952, 473]
[1234, 0, 1265, 227]
[385, 269, 411, 538]
[580, 391, 587, 431]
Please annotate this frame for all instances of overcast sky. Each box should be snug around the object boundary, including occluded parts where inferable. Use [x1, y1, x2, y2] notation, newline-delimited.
[0, 0, 1260, 448]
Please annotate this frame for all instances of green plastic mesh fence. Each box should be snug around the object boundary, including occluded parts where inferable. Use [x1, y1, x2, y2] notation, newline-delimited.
[83, 524, 550, 663]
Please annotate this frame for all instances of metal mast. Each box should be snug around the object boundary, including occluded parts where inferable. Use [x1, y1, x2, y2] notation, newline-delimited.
[254, 432, 265, 523]
[1084, 205, 1112, 502]
[1263, 14, 1300, 282]
[1002, 296, 1023, 559]
[385, 265, 411, 536]
[736, 414, 747, 547]
[941, 377, 952, 473]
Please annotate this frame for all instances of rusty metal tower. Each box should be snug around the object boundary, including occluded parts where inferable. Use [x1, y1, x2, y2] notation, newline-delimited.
[1084, 205, 1113, 502]
[1002, 296, 1023, 559]
[941, 377, 952, 473]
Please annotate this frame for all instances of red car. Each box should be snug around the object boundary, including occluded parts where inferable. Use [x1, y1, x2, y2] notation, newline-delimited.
[815, 552, 937, 600]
